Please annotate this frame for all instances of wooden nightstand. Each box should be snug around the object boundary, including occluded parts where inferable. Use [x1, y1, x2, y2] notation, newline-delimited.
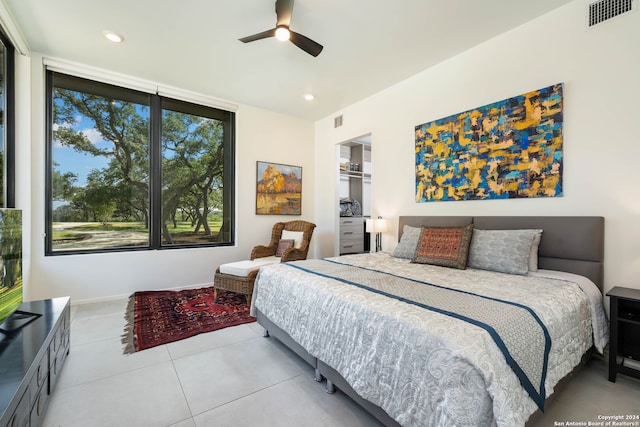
[606, 286, 640, 382]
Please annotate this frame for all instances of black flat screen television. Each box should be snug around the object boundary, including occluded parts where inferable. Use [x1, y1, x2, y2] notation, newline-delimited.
[0, 209, 22, 328]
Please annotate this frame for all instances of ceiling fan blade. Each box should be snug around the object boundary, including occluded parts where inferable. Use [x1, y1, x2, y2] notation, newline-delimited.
[289, 31, 324, 57]
[238, 28, 276, 43]
[275, 0, 294, 27]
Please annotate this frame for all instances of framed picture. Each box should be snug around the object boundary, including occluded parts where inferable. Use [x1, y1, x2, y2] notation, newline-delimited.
[256, 161, 302, 215]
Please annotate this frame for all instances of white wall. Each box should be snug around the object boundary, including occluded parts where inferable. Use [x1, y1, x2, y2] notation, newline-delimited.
[19, 54, 315, 304]
[313, 0, 640, 294]
[14, 53, 32, 291]
[11, 0, 640, 302]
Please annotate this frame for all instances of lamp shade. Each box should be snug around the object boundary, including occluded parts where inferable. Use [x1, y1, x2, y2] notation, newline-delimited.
[366, 218, 388, 233]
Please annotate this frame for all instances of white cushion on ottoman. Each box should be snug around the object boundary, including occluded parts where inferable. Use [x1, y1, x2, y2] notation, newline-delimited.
[219, 256, 280, 277]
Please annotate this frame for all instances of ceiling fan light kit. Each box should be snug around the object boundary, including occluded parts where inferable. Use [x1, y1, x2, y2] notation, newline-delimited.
[239, 0, 323, 57]
[275, 26, 290, 41]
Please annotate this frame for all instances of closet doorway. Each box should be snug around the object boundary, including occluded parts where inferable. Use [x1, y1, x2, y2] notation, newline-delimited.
[336, 134, 371, 255]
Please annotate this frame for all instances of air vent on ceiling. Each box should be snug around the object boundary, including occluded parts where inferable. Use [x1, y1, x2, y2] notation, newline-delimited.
[334, 115, 343, 128]
[587, 0, 636, 27]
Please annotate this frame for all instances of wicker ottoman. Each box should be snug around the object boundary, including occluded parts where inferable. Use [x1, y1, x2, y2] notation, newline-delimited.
[213, 268, 258, 306]
[214, 258, 279, 306]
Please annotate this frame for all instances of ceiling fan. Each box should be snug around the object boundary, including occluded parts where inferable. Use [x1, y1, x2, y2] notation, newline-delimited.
[239, 0, 324, 57]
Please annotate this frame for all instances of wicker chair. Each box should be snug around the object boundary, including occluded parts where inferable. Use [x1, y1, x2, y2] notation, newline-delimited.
[250, 220, 316, 262]
[213, 220, 316, 306]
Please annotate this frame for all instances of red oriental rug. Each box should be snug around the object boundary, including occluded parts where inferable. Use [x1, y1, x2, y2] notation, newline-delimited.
[122, 287, 255, 354]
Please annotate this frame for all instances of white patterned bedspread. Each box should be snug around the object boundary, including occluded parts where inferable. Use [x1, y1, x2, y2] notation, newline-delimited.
[252, 252, 608, 427]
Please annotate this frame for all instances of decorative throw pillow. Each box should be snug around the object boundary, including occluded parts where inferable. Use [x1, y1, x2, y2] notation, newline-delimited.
[275, 239, 295, 257]
[392, 225, 422, 259]
[467, 229, 542, 275]
[411, 224, 474, 269]
[281, 230, 304, 248]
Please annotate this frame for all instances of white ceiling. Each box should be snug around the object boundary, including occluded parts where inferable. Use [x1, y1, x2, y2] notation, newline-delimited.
[5, 0, 573, 121]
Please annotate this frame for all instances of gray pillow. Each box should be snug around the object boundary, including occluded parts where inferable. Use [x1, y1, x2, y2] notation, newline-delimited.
[468, 229, 542, 275]
[392, 225, 422, 259]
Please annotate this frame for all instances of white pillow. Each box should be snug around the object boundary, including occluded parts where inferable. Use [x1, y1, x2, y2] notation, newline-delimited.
[281, 230, 304, 249]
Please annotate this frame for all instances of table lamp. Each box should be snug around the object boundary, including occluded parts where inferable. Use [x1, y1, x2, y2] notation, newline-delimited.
[365, 217, 389, 252]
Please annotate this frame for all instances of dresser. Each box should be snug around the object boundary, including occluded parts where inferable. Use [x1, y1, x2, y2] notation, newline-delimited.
[339, 217, 366, 254]
[0, 297, 71, 427]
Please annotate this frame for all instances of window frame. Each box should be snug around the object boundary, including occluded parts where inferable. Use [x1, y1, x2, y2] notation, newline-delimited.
[0, 28, 16, 208]
[45, 71, 235, 255]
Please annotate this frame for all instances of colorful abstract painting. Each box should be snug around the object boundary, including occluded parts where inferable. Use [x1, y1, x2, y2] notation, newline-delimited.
[256, 162, 302, 215]
[415, 83, 563, 202]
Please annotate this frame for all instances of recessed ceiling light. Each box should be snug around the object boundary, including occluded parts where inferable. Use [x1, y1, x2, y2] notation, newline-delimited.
[304, 94, 315, 101]
[103, 31, 124, 43]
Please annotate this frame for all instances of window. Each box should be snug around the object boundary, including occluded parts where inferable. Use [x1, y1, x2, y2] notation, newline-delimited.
[46, 72, 234, 254]
[0, 29, 15, 208]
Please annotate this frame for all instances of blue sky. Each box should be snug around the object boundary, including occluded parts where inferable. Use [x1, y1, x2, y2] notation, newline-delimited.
[53, 115, 116, 187]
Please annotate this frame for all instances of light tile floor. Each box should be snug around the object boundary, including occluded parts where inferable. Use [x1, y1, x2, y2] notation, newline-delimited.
[43, 299, 640, 427]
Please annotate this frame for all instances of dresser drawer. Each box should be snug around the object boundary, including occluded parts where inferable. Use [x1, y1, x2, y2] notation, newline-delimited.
[340, 240, 364, 254]
[50, 330, 69, 393]
[29, 382, 50, 427]
[5, 389, 29, 427]
[340, 218, 364, 235]
[339, 217, 363, 226]
[340, 225, 363, 238]
[28, 352, 49, 407]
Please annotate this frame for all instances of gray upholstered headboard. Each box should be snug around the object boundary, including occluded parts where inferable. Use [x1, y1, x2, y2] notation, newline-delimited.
[398, 216, 605, 291]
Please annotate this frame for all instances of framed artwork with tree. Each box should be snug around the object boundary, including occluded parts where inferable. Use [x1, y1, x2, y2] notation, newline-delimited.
[256, 161, 302, 215]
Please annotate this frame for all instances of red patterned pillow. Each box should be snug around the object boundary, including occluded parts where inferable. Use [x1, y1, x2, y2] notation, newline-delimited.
[411, 224, 474, 269]
[276, 239, 295, 257]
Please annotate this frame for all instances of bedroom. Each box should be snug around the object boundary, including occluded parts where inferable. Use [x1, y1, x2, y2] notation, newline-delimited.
[0, 0, 639, 426]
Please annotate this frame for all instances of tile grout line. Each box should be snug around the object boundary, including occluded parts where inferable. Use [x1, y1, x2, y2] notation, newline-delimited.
[53, 345, 175, 392]
[169, 353, 197, 424]
[166, 329, 263, 361]
[186, 372, 309, 419]
[163, 327, 268, 424]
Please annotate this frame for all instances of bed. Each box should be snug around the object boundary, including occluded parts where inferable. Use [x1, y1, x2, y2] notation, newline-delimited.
[250, 216, 608, 427]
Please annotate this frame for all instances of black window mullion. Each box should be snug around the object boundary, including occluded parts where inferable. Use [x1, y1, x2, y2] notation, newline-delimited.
[4, 36, 15, 208]
[221, 115, 235, 244]
[149, 94, 162, 249]
[0, 29, 16, 208]
[44, 71, 54, 253]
